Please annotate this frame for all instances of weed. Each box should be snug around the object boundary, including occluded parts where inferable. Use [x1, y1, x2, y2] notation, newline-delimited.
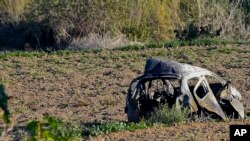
[148, 105, 189, 125]
[85, 121, 153, 137]
[27, 116, 82, 141]
[26, 118, 149, 139]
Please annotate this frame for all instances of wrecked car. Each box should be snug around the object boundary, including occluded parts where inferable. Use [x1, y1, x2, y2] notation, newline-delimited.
[125, 58, 245, 122]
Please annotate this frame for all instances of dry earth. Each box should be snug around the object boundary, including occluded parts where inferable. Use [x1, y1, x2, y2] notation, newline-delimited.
[0, 45, 249, 140]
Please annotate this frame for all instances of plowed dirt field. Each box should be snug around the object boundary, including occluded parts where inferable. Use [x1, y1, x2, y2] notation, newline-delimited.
[0, 45, 249, 140]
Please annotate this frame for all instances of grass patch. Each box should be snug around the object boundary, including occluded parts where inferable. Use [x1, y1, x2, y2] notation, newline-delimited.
[0, 38, 249, 59]
[84, 121, 153, 137]
[26, 116, 153, 138]
[84, 106, 189, 137]
[0, 51, 46, 60]
[27, 116, 82, 141]
[116, 38, 250, 51]
[148, 105, 189, 125]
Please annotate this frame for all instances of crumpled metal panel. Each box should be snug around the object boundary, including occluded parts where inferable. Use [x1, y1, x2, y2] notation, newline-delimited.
[194, 90, 227, 120]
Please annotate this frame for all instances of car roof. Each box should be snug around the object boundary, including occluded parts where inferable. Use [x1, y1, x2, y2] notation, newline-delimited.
[144, 58, 211, 77]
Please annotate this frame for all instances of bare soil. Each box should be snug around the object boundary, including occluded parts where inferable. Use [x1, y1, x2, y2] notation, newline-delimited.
[0, 45, 249, 140]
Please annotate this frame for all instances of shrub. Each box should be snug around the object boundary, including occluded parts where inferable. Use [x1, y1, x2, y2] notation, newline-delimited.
[177, 0, 250, 40]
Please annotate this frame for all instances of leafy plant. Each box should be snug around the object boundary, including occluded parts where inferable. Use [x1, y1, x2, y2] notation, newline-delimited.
[27, 116, 82, 141]
[85, 121, 153, 137]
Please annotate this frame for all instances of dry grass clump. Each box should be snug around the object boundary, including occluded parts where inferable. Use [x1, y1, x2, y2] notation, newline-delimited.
[0, 0, 28, 23]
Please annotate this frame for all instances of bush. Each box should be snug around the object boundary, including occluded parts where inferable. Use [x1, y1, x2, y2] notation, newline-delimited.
[174, 22, 222, 40]
[177, 0, 250, 40]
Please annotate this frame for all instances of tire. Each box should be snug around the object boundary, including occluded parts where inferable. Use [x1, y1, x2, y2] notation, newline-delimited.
[127, 101, 140, 122]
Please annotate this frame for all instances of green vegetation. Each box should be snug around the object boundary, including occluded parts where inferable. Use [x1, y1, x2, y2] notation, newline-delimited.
[0, 0, 250, 50]
[148, 105, 189, 125]
[0, 38, 249, 60]
[27, 116, 82, 141]
[0, 84, 10, 123]
[116, 38, 250, 51]
[85, 106, 189, 137]
[25, 116, 153, 139]
[85, 121, 153, 137]
[26, 112, 186, 139]
[25, 106, 189, 139]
